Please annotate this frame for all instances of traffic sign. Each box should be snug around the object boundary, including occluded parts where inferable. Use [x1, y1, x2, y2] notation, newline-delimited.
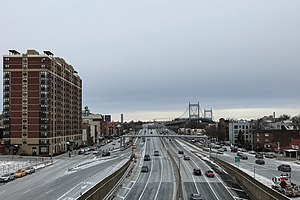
[235, 156, 240, 163]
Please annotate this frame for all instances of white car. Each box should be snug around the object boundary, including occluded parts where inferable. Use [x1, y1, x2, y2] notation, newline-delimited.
[24, 166, 35, 174]
[0, 172, 16, 182]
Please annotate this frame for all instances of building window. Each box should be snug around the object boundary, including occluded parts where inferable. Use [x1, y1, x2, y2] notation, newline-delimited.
[40, 146, 48, 153]
[5, 57, 9, 61]
[265, 133, 269, 137]
[265, 138, 269, 142]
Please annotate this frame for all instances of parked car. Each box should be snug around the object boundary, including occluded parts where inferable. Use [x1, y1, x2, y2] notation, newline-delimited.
[0, 173, 16, 182]
[102, 151, 111, 157]
[205, 170, 215, 178]
[144, 154, 150, 161]
[255, 159, 265, 165]
[15, 169, 26, 178]
[78, 150, 85, 155]
[24, 166, 35, 174]
[190, 193, 202, 200]
[141, 166, 149, 173]
[184, 156, 190, 160]
[278, 164, 291, 172]
[178, 150, 184, 154]
[193, 168, 202, 176]
[154, 150, 159, 156]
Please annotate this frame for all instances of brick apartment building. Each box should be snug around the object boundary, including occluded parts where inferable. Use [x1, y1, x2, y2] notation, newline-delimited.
[2, 49, 82, 156]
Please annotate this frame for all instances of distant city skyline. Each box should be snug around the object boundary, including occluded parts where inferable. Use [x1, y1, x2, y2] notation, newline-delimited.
[1, 1, 300, 122]
[106, 107, 300, 122]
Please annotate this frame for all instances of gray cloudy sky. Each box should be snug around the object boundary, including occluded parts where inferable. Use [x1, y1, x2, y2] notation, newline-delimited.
[1, 0, 300, 121]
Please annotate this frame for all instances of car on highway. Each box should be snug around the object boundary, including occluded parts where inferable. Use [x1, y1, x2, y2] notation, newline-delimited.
[240, 154, 248, 160]
[237, 152, 243, 156]
[193, 168, 202, 176]
[144, 154, 150, 161]
[249, 150, 256, 154]
[190, 193, 202, 200]
[255, 153, 264, 159]
[15, 169, 26, 178]
[24, 166, 35, 174]
[178, 150, 184, 154]
[205, 170, 215, 178]
[154, 150, 159, 156]
[102, 151, 111, 157]
[184, 156, 190, 160]
[255, 159, 265, 165]
[0, 172, 16, 182]
[265, 152, 274, 158]
[141, 166, 149, 173]
[278, 164, 291, 172]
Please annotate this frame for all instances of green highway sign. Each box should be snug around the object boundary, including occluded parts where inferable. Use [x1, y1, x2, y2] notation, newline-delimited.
[235, 156, 240, 163]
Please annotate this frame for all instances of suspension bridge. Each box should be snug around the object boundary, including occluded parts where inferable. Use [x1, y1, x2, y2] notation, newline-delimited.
[153, 102, 215, 126]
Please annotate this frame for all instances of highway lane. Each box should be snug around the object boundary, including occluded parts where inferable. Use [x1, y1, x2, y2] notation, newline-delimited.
[0, 148, 131, 200]
[124, 129, 175, 200]
[169, 139, 235, 200]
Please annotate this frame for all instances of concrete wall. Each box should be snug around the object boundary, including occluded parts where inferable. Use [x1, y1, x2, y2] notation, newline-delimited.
[78, 159, 131, 200]
[215, 158, 290, 200]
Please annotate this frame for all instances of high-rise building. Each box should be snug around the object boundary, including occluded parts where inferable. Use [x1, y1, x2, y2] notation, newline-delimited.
[104, 115, 111, 122]
[121, 113, 124, 123]
[2, 49, 82, 156]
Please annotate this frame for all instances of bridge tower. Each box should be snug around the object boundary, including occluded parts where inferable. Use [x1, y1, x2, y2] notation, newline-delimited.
[204, 109, 213, 120]
[189, 102, 200, 120]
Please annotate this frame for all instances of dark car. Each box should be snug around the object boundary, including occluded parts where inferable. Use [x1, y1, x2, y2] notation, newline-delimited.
[193, 168, 202, 176]
[154, 150, 159, 156]
[144, 154, 150, 161]
[237, 152, 243, 156]
[178, 150, 184, 154]
[278, 164, 291, 172]
[240, 154, 248, 160]
[102, 151, 111, 157]
[78, 150, 84, 155]
[141, 166, 149, 173]
[190, 193, 202, 200]
[205, 170, 215, 178]
[255, 159, 265, 165]
[255, 153, 264, 159]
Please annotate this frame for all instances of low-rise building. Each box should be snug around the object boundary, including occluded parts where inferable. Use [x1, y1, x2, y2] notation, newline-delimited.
[228, 120, 254, 147]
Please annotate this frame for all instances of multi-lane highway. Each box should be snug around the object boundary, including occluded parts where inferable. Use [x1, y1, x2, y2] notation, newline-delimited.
[115, 127, 239, 200]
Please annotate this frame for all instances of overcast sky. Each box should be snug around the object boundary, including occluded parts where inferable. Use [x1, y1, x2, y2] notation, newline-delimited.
[1, 0, 300, 121]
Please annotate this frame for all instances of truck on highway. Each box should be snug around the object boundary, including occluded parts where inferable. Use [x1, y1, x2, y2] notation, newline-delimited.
[271, 175, 300, 197]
